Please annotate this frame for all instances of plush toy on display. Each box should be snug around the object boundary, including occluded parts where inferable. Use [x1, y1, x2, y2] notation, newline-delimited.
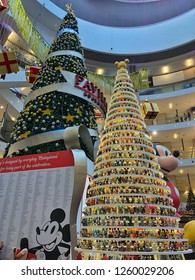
[154, 144, 181, 215]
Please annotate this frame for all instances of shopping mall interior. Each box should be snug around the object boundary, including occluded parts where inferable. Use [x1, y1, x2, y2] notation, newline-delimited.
[0, 1, 195, 211]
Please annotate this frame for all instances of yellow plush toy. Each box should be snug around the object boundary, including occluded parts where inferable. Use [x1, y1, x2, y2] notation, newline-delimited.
[184, 220, 195, 245]
[115, 59, 129, 69]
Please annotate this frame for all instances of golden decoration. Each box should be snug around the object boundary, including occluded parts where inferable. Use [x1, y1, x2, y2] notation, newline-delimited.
[19, 131, 31, 140]
[55, 66, 64, 71]
[77, 108, 82, 115]
[70, 58, 79, 65]
[65, 113, 75, 122]
[42, 108, 53, 115]
[65, 3, 75, 16]
[115, 59, 129, 69]
[70, 35, 76, 41]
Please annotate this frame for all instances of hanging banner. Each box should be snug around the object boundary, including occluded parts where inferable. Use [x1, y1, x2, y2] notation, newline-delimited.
[6, 0, 49, 61]
[0, 150, 87, 260]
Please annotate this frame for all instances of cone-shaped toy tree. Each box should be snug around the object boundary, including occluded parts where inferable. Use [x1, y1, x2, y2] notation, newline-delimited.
[76, 60, 191, 260]
[4, 4, 98, 158]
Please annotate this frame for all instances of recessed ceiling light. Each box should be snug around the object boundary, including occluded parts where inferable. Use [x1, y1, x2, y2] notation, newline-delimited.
[96, 68, 104, 75]
[162, 66, 169, 74]
[169, 103, 173, 109]
[185, 59, 194, 67]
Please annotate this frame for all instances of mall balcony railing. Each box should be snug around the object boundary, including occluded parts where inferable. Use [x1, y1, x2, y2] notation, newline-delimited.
[139, 78, 195, 96]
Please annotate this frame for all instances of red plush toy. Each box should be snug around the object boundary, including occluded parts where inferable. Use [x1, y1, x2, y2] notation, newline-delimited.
[154, 144, 181, 214]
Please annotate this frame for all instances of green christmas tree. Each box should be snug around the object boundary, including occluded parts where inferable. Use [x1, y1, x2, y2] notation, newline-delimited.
[4, 4, 98, 158]
[186, 188, 195, 214]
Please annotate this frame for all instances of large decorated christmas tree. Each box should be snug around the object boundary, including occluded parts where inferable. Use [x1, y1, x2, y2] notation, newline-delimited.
[76, 59, 191, 260]
[4, 4, 99, 159]
[186, 187, 195, 214]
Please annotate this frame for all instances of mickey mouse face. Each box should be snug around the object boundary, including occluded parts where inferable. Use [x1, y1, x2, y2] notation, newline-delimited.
[36, 221, 63, 252]
[156, 145, 172, 157]
[154, 144, 179, 173]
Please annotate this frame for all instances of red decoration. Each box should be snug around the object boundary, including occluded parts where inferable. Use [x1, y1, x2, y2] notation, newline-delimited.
[0, 0, 8, 11]
[25, 65, 41, 83]
[0, 52, 19, 75]
[102, 255, 109, 260]
[76, 252, 82, 260]
[166, 180, 181, 211]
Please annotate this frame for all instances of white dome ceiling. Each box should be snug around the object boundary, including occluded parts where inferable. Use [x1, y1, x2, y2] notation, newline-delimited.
[50, 0, 195, 27]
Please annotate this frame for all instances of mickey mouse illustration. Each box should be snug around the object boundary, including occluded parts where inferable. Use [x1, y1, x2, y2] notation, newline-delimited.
[30, 208, 71, 260]
[154, 143, 181, 214]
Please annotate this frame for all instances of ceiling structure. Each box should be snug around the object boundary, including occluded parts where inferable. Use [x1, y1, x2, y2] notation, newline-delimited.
[12, 0, 194, 75]
[48, 0, 195, 68]
[51, 0, 195, 27]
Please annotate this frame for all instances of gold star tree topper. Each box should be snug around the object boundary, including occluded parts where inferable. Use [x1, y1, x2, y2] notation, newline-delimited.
[65, 3, 75, 16]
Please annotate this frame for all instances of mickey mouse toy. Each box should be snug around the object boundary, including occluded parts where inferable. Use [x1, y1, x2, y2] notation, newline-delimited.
[154, 143, 181, 215]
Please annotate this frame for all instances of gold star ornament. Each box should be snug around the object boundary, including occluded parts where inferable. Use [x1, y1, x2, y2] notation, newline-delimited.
[65, 113, 75, 122]
[42, 108, 53, 115]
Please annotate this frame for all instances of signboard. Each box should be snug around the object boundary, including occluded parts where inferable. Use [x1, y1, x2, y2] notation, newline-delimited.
[0, 150, 87, 260]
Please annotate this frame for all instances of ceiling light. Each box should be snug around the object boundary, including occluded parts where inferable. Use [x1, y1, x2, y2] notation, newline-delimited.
[169, 103, 173, 109]
[96, 68, 105, 75]
[185, 59, 194, 67]
[162, 66, 169, 74]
